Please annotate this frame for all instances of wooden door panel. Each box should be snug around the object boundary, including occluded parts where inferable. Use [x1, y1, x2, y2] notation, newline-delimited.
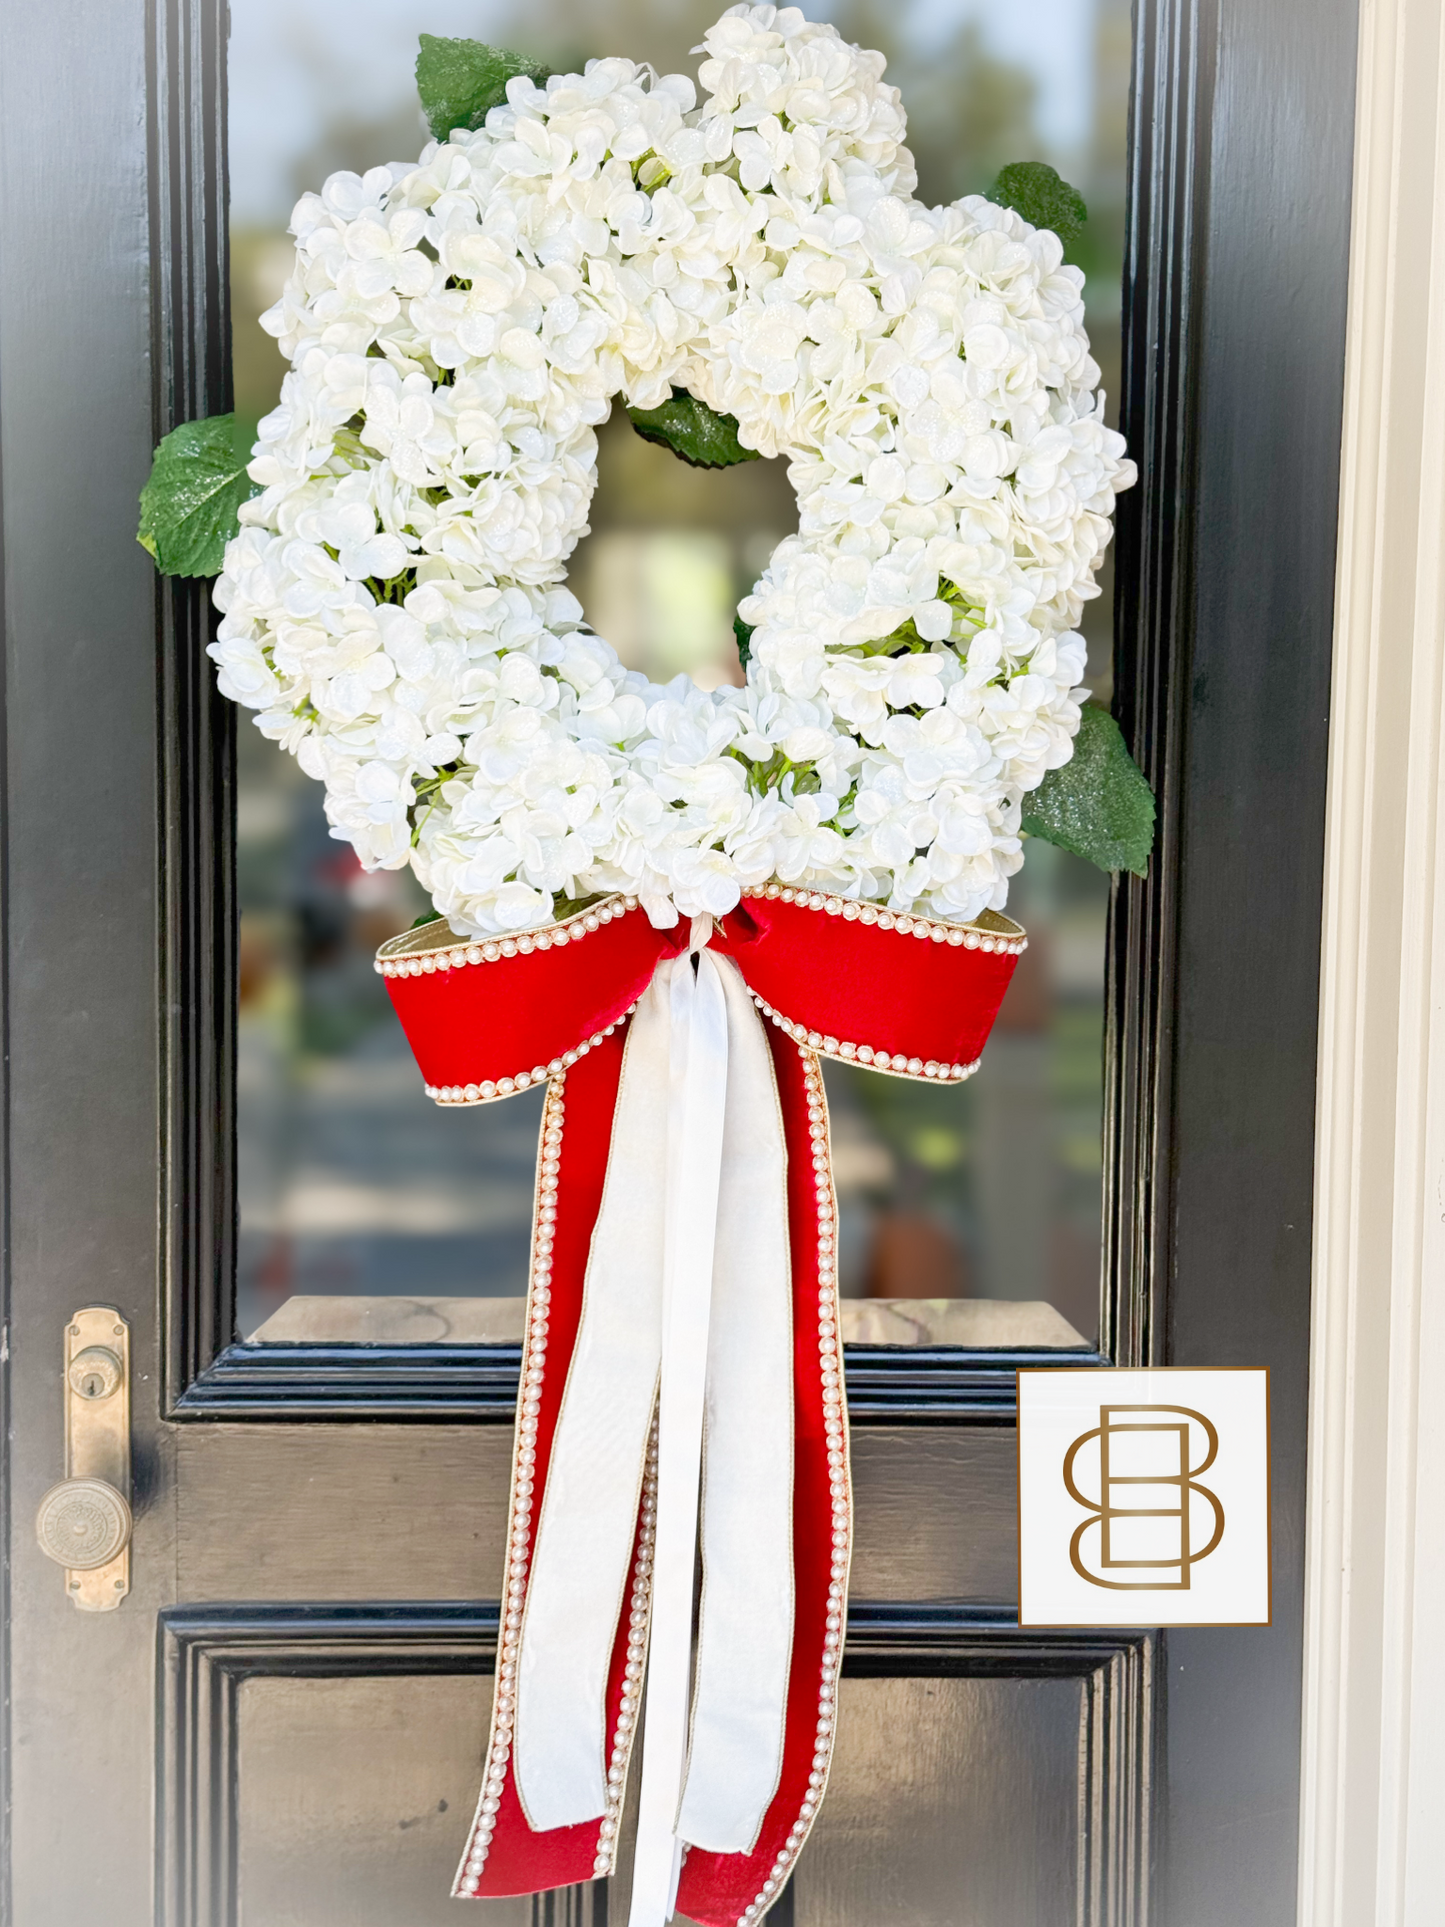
[174, 1429, 515, 1600]
[160, 1607, 1148, 1927]
[236, 1674, 508, 1927]
[850, 1430, 1018, 1602]
[173, 1426, 1020, 1605]
[161, 1607, 513, 1927]
[799, 1678, 1093, 1926]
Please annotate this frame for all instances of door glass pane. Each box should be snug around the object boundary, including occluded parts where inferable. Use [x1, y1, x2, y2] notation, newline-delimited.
[230, 0, 1127, 1347]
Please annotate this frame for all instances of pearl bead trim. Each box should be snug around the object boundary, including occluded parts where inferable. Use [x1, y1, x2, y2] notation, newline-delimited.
[392, 880, 1016, 1102]
[741, 882, 1027, 957]
[423, 1004, 640, 1107]
[379, 883, 1023, 983]
[592, 1422, 659, 1880]
[454, 1076, 655, 1896]
[734, 1049, 851, 1926]
[378, 895, 640, 978]
[450, 1045, 855, 1911]
[749, 989, 982, 1085]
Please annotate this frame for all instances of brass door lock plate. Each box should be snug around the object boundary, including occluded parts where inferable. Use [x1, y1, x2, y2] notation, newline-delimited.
[35, 1307, 132, 1610]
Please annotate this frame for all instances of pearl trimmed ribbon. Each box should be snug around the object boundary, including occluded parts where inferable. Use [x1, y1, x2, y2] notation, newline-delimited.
[515, 919, 795, 1923]
[375, 888, 1022, 1927]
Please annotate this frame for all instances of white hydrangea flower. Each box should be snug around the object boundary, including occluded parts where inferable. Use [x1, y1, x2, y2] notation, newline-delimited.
[210, 3, 1135, 936]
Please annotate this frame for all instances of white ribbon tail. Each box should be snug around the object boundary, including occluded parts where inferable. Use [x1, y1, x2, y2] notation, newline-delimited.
[514, 922, 796, 1926]
[629, 944, 730, 1927]
[677, 957, 794, 1850]
[513, 978, 670, 1829]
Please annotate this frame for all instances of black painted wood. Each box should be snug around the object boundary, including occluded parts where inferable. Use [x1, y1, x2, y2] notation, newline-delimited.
[159, 1604, 504, 1927]
[845, 1607, 1155, 1927]
[1114, 0, 1356, 1920]
[150, 0, 239, 1410]
[845, 1600, 1152, 1665]
[1104, 0, 1213, 1375]
[172, 1341, 1107, 1422]
[0, 0, 1355, 1919]
[158, 1603, 1149, 1927]
[1, 0, 209, 1914]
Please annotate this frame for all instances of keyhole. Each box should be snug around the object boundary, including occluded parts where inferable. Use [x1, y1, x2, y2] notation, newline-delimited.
[68, 1348, 121, 1401]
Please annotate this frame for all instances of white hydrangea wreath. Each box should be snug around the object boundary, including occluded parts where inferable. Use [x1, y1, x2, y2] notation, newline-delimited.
[208, 3, 1135, 936]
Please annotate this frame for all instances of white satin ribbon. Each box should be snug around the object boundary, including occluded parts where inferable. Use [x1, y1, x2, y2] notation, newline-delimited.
[514, 918, 795, 1926]
[678, 953, 794, 1852]
[629, 924, 730, 1925]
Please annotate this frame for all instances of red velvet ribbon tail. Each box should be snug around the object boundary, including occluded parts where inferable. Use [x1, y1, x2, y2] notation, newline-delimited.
[455, 1038, 648, 1898]
[676, 1033, 851, 1927]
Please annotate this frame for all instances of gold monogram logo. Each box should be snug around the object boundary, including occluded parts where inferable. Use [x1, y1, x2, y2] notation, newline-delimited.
[1062, 1405, 1226, 1590]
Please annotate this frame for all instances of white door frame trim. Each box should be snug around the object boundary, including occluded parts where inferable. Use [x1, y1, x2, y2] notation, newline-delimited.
[1301, 0, 1445, 1917]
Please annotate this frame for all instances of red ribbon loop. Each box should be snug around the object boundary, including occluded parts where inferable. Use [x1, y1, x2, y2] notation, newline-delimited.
[380, 890, 1023, 1097]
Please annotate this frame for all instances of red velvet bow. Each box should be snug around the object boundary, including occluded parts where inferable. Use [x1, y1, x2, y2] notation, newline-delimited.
[379, 886, 1022, 1924]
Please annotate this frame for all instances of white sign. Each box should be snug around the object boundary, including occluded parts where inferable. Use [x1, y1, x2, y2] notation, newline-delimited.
[1017, 1368, 1271, 1627]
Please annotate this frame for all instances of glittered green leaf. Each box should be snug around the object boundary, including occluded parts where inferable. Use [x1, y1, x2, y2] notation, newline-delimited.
[626, 389, 761, 469]
[733, 615, 754, 669]
[416, 35, 549, 140]
[137, 413, 259, 579]
[1021, 704, 1155, 876]
[987, 161, 1088, 246]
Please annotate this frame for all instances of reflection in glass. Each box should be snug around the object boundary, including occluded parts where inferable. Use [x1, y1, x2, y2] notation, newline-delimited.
[230, 0, 1127, 1345]
[827, 839, 1107, 1343]
[235, 724, 545, 1337]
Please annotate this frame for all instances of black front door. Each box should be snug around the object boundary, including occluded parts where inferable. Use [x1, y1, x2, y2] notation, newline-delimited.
[0, 0, 1354, 1921]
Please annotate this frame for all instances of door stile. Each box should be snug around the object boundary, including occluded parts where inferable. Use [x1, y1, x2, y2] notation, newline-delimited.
[1125, 0, 1357, 1917]
[1, 0, 189, 1911]
[148, 0, 238, 1411]
[1106, 0, 1216, 1376]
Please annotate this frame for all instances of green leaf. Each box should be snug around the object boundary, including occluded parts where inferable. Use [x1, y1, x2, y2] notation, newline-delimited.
[416, 35, 550, 140]
[550, 891, 608, 922]
[733, 615, 754, 669]
[987, 161, 1088, 246]
[137, 414, 259, 579]
[1020, 704, 1155, 876]
[626, 389, 761, 469]
[410, 909, 446, 930]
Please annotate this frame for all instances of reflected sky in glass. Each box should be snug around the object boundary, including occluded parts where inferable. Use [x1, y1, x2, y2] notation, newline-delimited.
[230, 1, 1106, 224]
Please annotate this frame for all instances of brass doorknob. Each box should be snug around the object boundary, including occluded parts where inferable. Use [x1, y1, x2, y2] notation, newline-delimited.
[35, 1478, 133, 1571]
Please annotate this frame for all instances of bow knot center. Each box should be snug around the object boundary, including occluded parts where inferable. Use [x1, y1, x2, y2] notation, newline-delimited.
[687, 914, 715, 958]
